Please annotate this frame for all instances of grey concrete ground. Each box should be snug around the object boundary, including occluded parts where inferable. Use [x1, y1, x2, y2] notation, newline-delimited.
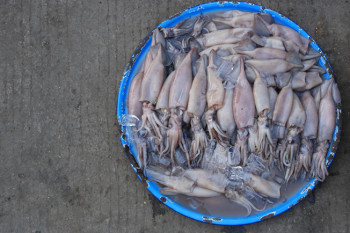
[0, 0, 349, 232]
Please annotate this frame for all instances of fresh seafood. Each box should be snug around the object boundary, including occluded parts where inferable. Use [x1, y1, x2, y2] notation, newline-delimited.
[123, 9, 340, 217]
[138, 44, 166, 140]
[280, 94, 306, 182]
[311, 81, 336, 181]
[294, 91, 318, 178]
[252, 66, 275, 162]
[163, 49, 197, 167]
[232, 58, 256, 166]
[146, 167, 221, 197]
[187, 56, 208, 164]
[205, 50, 229, 144]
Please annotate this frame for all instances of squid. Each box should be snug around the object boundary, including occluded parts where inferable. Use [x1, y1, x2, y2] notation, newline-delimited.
[197, 28, 253, 48]
[245, 59, 303, 75]
[155, 71, 176, 152]
[128, 28, 165, 121]
[244, 65, 277, 86]
[272, 82, 294, 140]
[163, 48, 197, 167]
[251, 66, 275, 162]
[232, 58, 256, 166]
[294, 91, 318, 178]
[137, 44, 166, 140]
[187, 56, 208, 164]
[205, 50, 229, 144]
[264, 23, 311, 55]
[280, 94, 306, 182]
[146, 167, 220, 197]
[212, 13, 273, 36]
[225, 166, 280, 216]
[144, 29, 166, 69]
[311, 80, 336, 181]
[128, 72, 149, 171]
[311, 78, 333, 111]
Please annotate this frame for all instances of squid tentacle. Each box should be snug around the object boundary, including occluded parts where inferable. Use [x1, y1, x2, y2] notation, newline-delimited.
[190, 118, 208, 165]
[311, 141, 329, 181]
[205, 108, 230, 145]
[234, 128, 249, 166]
[294, 138, 313, 179]
[257, 116, 275, 162]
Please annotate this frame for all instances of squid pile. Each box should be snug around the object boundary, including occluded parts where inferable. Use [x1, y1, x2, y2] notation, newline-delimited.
[125, 10, 340, 216]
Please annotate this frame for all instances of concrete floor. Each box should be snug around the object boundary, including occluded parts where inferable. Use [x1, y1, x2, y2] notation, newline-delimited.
[0, 0, 349, 232]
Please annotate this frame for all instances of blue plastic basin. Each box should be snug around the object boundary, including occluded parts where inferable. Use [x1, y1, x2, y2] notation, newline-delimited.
[116, 1, 342, 225]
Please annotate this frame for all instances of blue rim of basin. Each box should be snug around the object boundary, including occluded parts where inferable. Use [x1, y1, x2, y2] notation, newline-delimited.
[116, 1, 342, 225]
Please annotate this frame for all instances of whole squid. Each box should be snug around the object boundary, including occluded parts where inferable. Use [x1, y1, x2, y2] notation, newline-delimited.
[187, 56, 208, 164]
[137, 44, 166, 141]
[156, 71, 176, 127]
[163, 48, 197, 167]
[128, 28, 165, 121]
[197, 28, 253, 48]
[272, 82, 294, 140]
[212, 13, 273, 36]
[155, 71, 176, 152]
[294, 91, 318, 178]
[311, 80, 336, 181]
[146, 167, 220, 197]
[251, 66, 275, 162]
[205, 50, 229, 144]
[232, 58, 256, 166]
[279, 94, 306, 182]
